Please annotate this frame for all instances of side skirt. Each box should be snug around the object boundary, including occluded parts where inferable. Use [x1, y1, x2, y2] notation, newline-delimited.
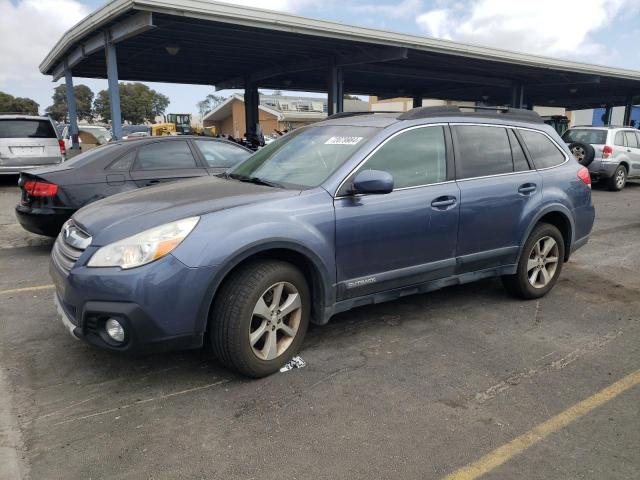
[320, 264, 517, 324]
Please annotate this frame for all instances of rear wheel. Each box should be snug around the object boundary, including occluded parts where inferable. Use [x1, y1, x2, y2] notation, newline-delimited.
[210, 260, 310, 378]
[607, 165, 627, 191]
[502, 223, 565, 299]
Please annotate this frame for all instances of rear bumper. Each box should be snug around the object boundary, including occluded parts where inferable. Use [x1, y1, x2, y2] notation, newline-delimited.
[0, 157, 63, 174]
[588, 160, 618, 179]
[15, 204, 71, 237]
[49, 253, 218, 353]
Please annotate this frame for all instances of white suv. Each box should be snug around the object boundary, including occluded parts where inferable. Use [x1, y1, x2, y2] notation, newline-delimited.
[562, 126, 640, 191]
[0, 115, 65, 175]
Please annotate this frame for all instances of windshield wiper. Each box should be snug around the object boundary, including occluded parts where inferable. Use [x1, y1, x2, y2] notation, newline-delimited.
[227, 173, 284, 188]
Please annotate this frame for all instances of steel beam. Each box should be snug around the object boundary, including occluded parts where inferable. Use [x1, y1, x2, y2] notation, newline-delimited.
[64, 63, 80, 150]
[244, 81, 260, 146]
[216, 47, 408, 91]
[412, 95, 422, 108]
[511, 83, 524, 108]
[106, 39, 123, 140]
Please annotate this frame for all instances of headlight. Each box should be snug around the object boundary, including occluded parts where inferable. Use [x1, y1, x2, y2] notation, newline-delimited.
[87, 217, 199, 269]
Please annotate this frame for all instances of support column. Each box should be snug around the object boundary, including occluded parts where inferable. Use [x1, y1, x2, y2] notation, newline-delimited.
[412, 95, 422, 109]
[244, 81, 260, 146]
[63, 62, 80, 150]
[327, 60, 344, 116]
[603, 105, 613, 126]
[623, 97, 633, 126]
[106, 39, 122, 140]
[511, 83, 524, 108]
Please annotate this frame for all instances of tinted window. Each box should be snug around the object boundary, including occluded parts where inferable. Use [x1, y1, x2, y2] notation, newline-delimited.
[108, 151, 135, 171]
[623, 131, 638, 148]
[135, 141, 197, 170]
[454, 125, 512, 179]
[508, 129, 530, 172]
[361, 126, 446, 189]
[520, 130, 566, 169]
[562, 129, 607, 145]
[614, 131, 625, 146]
[0, 119, 56, 138]
[195, 140, 251, 168]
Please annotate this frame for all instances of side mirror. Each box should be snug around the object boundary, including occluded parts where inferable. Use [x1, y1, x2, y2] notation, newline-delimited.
[352, 169, 394, 195]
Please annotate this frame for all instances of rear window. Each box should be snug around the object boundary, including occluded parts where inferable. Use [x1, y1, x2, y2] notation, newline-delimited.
[0, 119, 57, 139]
[520, 130, 566, 169]
[562, 129, 607, 145]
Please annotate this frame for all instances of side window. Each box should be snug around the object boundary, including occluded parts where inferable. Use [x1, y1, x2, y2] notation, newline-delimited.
[508, 129, 530, 172]
[614, 131, 625, 146]
[454, 125, 513, 179]
[194, 140, 251, 168]
[359, 126, 447, 189]
[107, 150, 135, 171]
[624, 131, 638, 148]
[135, 141, 197, 170]
[519, 130, 566, 169]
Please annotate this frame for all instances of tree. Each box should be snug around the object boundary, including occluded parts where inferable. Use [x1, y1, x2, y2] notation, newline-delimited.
[94, 82, 169, 124]
[0, 91, 39, 115]
[45, 84, 94, 122]
[197, 94, 227, 118]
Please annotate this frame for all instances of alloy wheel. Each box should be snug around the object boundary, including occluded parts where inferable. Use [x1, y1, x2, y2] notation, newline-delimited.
[571, 146, 585, 162]
[527, 236, 559, 288]
[249, 282, 302, 360]
[615, 168, 626, 189]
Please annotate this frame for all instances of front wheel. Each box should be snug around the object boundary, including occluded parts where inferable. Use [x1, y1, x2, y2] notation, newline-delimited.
[502, 223, 565, 299]
[210, 260, 310, 378]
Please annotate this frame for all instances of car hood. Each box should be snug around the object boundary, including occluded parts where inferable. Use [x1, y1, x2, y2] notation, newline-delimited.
[73, 176, 301, 245]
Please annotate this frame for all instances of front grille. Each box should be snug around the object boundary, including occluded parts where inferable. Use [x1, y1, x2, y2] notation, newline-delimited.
[51, 221, 90, 275]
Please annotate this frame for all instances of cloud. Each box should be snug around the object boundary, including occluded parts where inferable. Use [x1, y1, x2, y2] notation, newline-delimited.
[416, 0, 633, 59]
[216, 0, 317, 12]
[0, 0, 90, 89]
[352, 0, 423, 20]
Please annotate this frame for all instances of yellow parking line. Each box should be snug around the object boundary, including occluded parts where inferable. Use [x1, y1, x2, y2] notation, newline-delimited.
[0, 284, 55, 295]
[442, 369, 640, 480]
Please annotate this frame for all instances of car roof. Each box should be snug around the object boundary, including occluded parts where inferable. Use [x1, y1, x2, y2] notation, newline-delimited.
[0, 114, 53, 121]
[569, 125, 636, 130]
[111, 135, 254, 151]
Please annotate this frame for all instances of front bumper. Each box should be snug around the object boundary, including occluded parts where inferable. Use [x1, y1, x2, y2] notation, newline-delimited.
[50, 253, 218, 353]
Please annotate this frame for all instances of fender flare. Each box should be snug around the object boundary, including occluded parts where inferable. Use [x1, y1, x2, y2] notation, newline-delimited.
[195, 239, 334, 333]
[516, 204, 575, 264]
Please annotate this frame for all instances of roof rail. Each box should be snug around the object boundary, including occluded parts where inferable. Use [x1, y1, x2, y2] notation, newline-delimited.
[397, 105, 542, 123]
[326, 111, 399, 119]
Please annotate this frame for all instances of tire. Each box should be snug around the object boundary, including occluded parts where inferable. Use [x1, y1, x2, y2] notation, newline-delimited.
[607, 165, 627, 191]
[210, 260, 310, 378]
[502, 223, 565, 300]
[568, 142, 595, 167]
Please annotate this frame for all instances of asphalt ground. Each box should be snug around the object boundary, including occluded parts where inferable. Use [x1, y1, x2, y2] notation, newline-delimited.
[0, 175, 638, 480]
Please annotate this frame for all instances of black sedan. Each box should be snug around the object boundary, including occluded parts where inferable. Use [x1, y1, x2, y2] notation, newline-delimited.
[15, 136, 252, 237]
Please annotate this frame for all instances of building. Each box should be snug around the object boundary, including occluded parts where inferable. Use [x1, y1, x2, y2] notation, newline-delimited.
[203, 93, 368, 138]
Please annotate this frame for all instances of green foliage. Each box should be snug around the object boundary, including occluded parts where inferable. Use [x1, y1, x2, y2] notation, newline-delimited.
[94, 83, 170, 124]
[0, 91, 39, 115]
[197, 94, 227, 118]
[45, 84, 94, 122]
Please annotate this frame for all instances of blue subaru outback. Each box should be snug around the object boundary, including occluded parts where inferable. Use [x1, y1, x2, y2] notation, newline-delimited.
[50, 106, 595, 377]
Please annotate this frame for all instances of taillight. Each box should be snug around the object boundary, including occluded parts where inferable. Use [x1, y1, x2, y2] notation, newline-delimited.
[23, 180, 58, 197]
[58, 139, 66, 156]
[602, 145, 613, 159]
[577, 167, 591, 188]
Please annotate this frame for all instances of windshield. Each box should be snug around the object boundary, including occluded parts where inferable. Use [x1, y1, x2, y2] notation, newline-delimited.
[562, 129, 607, 145]
[229, 125, 379, 188]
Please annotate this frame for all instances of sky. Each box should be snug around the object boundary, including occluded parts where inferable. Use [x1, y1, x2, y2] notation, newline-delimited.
[2, 0, 640, 115]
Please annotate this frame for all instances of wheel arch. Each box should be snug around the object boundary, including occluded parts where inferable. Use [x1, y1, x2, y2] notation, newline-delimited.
[519, 205, 574, 263]
[197, 240, 334, 335]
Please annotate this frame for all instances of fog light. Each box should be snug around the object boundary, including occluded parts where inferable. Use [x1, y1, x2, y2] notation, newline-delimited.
[105, 318, 125, 343]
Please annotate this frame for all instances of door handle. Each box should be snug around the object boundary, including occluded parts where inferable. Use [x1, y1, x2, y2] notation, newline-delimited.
[518, 183, 537, 195]
[431, 196, 457, 209]
[146, 179, 161, 185]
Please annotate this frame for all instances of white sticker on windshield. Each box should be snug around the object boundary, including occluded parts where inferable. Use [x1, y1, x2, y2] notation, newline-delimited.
[325, 136, 364, 145]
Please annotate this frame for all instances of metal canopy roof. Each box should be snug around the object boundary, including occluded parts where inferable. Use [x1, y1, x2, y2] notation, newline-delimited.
[41, 0, 640, 110]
